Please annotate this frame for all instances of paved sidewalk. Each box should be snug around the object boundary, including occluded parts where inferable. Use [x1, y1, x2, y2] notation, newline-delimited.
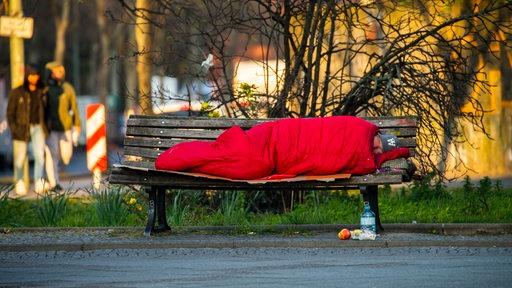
[1, 224, 511, 252]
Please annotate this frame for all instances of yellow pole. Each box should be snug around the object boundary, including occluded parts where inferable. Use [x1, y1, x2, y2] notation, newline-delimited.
[9, 0, 29, 192]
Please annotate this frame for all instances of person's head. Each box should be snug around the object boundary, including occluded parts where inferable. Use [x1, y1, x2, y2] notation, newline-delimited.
[24, 64, 42, 90]
[45, 61, 65, 81]
[373, 133, 400, 154]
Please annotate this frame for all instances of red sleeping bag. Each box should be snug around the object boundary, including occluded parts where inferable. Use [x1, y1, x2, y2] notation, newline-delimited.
[154, 116, 409, 179]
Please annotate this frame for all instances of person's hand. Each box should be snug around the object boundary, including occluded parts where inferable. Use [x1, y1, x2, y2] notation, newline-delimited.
[72, 126, 81, 147]
[372, 134, 383, 154]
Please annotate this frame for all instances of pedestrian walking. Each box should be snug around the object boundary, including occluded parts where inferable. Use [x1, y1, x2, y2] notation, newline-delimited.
[44, 61, 81, 190]
[6, 64, 50, 195]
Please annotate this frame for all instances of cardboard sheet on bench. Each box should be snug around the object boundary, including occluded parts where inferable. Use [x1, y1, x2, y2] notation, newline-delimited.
[114, 164, 351, 184]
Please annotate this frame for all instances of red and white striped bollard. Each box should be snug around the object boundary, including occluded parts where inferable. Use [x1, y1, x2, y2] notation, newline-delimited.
[86, 104, 107, 189]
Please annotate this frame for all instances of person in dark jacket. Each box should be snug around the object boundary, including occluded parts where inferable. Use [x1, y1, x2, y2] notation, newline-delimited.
[44, 61, 81, 190]
[7, 64, 50, 196]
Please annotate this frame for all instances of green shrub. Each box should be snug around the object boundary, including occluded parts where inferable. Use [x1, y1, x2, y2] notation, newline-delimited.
[219, 191, 249, 226]
[461, 176, 491, 215]
[167, 190, 192, 226]
[409, 172, 451, 201]
[37, 189, 71, 226]
[88, 186, 130, 226]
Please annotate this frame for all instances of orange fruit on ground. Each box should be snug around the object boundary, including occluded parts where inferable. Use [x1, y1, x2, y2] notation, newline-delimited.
[338, 228, 351, 240]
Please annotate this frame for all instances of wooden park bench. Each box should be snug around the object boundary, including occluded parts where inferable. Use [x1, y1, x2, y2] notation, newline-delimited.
[109, 115, 418, 236]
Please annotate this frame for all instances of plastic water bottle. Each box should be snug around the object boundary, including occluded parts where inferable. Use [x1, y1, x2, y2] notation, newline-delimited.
[360, 201, 376, 233]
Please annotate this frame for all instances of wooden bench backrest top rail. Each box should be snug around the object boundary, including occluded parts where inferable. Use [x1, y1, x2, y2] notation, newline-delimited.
[126, 115, 417, 129]
[122, 115, 418, 161]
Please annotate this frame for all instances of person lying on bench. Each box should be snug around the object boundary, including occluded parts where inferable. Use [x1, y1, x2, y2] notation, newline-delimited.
[155, 116, 410, 180]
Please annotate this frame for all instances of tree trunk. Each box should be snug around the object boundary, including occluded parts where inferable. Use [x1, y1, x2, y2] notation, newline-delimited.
[134, 0, 154, 115]
[123, 27, 138, 116]
[50, 0, 70, 63]
[95, 0, 109, 108]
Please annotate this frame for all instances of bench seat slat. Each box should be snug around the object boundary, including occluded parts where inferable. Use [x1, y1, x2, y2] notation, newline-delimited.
[109, 165, 405, 189]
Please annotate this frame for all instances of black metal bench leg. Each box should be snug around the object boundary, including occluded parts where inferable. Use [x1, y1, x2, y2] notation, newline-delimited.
[155, 186, 171, 233]
[144, 186, 171, 236]
[360, 185, 384, 233]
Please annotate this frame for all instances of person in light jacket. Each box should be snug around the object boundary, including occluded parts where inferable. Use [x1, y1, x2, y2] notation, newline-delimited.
[44, 61, 81, 190]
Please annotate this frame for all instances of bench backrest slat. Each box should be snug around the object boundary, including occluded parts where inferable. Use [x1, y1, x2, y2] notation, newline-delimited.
[127, 115, 277, 129]
[122, 116, 418, 161]
[126, 126, 223, 140]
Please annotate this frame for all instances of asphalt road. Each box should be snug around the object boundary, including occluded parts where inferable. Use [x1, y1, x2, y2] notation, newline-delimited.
[1, 245, 511, 288]
[1, 229, 512, 288]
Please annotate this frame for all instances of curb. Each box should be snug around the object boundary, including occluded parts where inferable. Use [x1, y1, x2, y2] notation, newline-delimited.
[381, 223, 512, 235]
[159, 223, 512, 235]
[4, 238, 512, 252]
[1, 224, 511, 252]
[3, 223, 512, 235]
